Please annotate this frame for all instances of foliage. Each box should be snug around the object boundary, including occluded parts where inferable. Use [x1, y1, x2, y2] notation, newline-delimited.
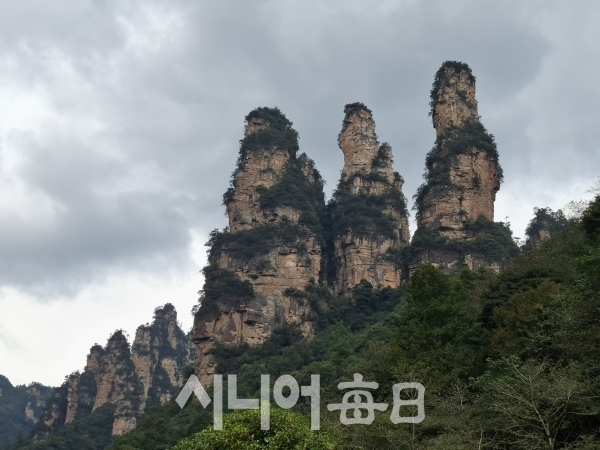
[0, 377, 52, 450]
[524, 207, 570, 247]
[404, 216, 520, 265]
[109, 400, 212, 450]
[392, 265, 485, 388]
[330, 186, 407, 240]
[172, 409, 337, 450]
[236, 108, 299, 173]
[206, 220, 309, 263]
[480, 222, 588, 327]
[581, 194, 600, 240]
[8, 405, 116, 450]
[257, 161, 325, 232]
[194, 265, 254, 321]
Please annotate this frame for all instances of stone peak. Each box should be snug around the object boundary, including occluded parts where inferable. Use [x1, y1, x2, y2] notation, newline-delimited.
[243, 107, 295, 137]
[106, 330, 130, 347]
[338, 102, 380, 176]
[153, 303, 177, 322]
[430, 61, 479, 136]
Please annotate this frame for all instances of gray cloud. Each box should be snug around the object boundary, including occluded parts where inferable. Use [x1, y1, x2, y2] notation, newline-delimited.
[0, 0, 598, 296]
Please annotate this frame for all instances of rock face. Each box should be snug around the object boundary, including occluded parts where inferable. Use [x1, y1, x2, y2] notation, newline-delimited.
[332, 103, 410, 295]
[0, 376, 53, 447]
[39, 304, 193, 437]
[431, 65, 479, 137]
[419, 63, 500, 238]
[410, 61, 516, 273]
[193, 107, 325, 386]
[225, 118, 291, 233]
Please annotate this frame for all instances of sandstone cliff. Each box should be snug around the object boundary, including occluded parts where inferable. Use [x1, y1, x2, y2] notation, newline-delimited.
[410, 61, 518, 273]
[38, 304, 193, 437]
[331, 103, 410, 295]
[192, 107, 325, 385]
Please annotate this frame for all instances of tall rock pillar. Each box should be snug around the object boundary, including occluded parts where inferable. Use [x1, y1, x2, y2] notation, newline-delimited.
[410, 62, 518, 273]
[332, 103, 410, 295]
[192, 107, 326, 385]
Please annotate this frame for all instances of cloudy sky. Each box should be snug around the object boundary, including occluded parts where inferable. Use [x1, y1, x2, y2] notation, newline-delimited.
[1, 0, 599, 387]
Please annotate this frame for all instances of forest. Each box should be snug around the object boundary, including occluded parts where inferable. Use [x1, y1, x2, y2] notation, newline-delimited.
[4, 193, 598, 450]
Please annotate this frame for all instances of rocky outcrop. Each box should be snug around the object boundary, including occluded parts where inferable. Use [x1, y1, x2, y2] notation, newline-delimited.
[331, 103, 410, 295]
[224, 123, 291, 232]
[410, 61, 517, 273]
[38, 304, 193, 437]
[131, 303, 193, 411]
[24, 384, 53, 424]
[0, 376, 53, 447]
[524, 207, 569, 249]
[431, 64, 479, 137]
[193, 107, 325, 385]
[419, 62, 500, 237]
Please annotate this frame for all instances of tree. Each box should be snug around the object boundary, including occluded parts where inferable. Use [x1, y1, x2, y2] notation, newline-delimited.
[476, 357, 599, 450]
[172, 409, 336, 450]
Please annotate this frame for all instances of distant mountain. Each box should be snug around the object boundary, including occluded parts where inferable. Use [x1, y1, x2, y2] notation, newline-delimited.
[0, 375, 52, 449]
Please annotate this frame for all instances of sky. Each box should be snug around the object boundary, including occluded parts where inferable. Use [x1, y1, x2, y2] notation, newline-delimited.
[1, 0, 599, 387]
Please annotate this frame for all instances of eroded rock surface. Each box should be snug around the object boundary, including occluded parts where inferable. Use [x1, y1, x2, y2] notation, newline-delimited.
[193, 108, 325, 385]
[39, 304, 193, 437]
[332, 103, 410, 295]
[411, 62, 516, 273]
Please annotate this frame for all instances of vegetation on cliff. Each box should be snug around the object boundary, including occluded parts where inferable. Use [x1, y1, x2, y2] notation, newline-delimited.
[111, 195, 600, 450]
[4, 405, 116, 450]
[257, 160, 325, 231]
[222, 107, 300, 203]
[330, 188, 407, 240]
[0, 377, 52, 449]
[524, 207, 570, 246]
[403, 216, 520, 265]
[429, 60, 476, 118]
[414, 118, 503, 219]
[194, 265, 255, 321]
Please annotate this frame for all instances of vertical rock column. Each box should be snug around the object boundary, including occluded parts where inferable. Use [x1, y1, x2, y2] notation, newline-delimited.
[192, 107, 326, 386]
[38, 305, 193, 437]
[417, 62, 500, 237]
[411, 61, 516, 273]
[332, 103, 410, 295]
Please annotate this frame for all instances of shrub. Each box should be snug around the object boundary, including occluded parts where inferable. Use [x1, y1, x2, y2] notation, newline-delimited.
[195, 265, 254, 321]
[404, 217, 519, 264]
[331, 173, 408, 239]
[207, 221, 309, 263]
[229, 107, 299, 183]
[172, 409, 337, 450]
[257, 161, 325, 235]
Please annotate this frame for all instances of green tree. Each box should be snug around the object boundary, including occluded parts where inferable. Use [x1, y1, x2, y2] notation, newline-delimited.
[172, 409, 336, 450]
[393, 265, 484, 389]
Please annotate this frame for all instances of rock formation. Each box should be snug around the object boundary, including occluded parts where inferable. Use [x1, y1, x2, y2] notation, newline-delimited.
[0, 376, 53, 447]
[38, 304, 193, 437]
[331, 103, 410, 295]
[524, 207, 569, 249]
[410, 61, 518, 273]
[192, 107, 325, 385]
